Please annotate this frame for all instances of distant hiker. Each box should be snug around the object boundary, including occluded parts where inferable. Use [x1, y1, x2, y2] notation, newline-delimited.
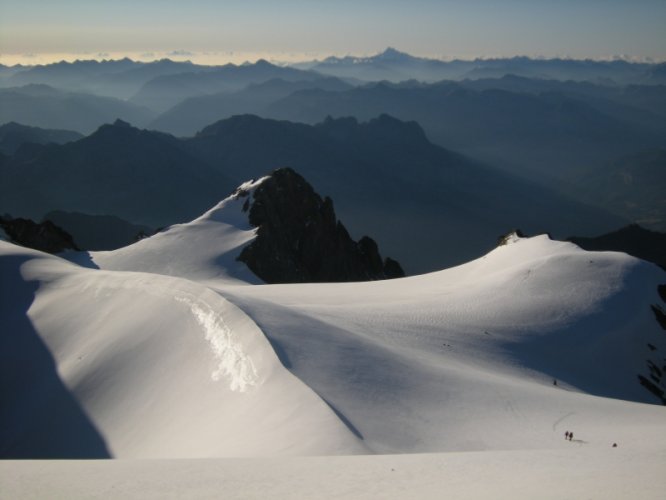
[553, 379, 557, 386]
[565, 431, 569, 440]
[569, 432, 574, 441]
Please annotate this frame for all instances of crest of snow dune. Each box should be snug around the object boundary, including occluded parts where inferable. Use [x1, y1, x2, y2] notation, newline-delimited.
[194, 175, 270, 223]
[175, 295, 258, 392]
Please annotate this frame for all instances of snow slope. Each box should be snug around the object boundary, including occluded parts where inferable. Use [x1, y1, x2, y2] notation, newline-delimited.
[0, 241, 366, 458]
[216, 234, 666, 453]
[2, 195, 666, 496]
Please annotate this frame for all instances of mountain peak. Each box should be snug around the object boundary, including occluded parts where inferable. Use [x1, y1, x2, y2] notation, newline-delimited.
[375, 47, 413, 61]
[112, 118, 132, 128]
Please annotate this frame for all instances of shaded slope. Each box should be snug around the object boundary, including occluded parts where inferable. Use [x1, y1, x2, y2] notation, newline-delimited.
[0, 251, 110, 458]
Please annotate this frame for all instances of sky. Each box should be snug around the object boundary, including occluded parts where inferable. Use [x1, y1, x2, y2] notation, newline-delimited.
[1, 0, 665, 65]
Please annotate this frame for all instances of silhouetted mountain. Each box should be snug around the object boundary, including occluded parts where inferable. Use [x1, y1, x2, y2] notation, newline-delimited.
[0, 84, 155, 134]
[0, 215, 79, 253]
[182, 114, 623, 272]
[43, 211, 153, 251]
[295, 49, 656, 84]
[130, 60, 325, 112]
[568, 224, 666, 270]
[238, 168, 404, 283]
[264, 80, 666, 183]
[572, 149, 666, 231]
[0, 120, 236, 227]
[150, 77, 352, 137]
[0, 122, 82, 155]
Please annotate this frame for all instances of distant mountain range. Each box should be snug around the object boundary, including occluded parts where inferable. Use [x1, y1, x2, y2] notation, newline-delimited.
[1, 58, 210, 99]
[0, 116, 624, 273]
[0, 84, 154, 134]
[262, 79, 666, 183]
[292, 48, 666, 85]
[129, 60, 327, 112]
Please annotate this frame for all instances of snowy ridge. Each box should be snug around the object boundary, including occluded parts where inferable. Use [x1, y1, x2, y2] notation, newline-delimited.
[90, 176, 271, 284]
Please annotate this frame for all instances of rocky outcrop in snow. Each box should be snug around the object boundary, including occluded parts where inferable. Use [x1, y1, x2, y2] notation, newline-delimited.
[0, 215, 79, 253]
[237, 168, 404, 283]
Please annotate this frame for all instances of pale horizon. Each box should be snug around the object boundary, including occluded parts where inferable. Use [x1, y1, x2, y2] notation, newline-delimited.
[1, 48, 664, 68]
[2, 0, 665, 67]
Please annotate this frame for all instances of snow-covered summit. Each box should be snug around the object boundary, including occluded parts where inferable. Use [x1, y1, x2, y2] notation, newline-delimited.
[90, 175, 270, 284]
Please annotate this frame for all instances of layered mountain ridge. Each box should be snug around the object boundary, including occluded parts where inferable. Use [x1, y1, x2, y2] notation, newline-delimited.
[0, 116, 625, 273]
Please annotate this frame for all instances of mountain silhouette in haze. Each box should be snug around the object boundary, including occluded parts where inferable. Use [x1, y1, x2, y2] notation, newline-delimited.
[0, 84, 154, 134]
[0, 122, 82, 155]
[150, 77, 352, 137]
[5, 58, 208, 99]
[129, 60, 328, 112]
[0, 119, 236, 227]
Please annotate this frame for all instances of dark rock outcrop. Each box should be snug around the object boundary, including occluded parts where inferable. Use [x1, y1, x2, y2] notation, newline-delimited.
[0, 215, 79, 253]
[237, 168, 404, 283]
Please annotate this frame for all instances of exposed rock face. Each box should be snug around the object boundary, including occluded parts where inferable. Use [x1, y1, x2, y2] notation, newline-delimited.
[0, 215, 79, 253]
[237, 168, 404, 283]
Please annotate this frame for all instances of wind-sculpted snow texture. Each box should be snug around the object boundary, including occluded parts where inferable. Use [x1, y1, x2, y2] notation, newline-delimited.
[174, 295, 258, 391]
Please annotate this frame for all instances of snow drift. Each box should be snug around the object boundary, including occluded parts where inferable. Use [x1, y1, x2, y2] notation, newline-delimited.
[2, 170, 665, 462]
